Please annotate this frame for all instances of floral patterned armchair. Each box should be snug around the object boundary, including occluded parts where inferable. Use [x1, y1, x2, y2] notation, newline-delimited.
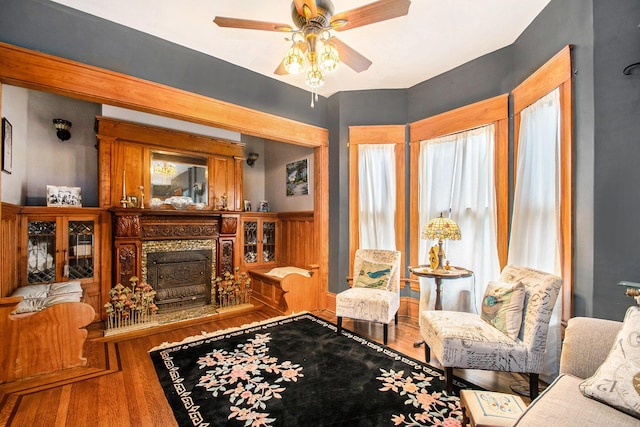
[336, 249, 402, 345]
[419, 264, 562, 399]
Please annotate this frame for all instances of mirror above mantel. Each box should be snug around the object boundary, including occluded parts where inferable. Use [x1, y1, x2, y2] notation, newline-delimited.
[150, 150, 208, 204]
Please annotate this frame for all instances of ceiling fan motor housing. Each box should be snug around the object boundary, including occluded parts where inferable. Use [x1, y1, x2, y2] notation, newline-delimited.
[291, 0, 334, 29]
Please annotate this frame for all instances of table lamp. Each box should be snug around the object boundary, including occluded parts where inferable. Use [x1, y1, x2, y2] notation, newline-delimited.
[422, 213, 462, 271]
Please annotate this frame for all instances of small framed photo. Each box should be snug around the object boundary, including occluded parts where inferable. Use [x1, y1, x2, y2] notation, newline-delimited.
[47, 185, 82, 207]
[243, 200, 252, 212]
[2, 117, 12, 174]
[258, 200, 270, 212]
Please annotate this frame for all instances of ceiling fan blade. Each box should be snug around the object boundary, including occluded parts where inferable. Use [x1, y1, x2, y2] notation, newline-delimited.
[333, 37, 372, 73]
[331, 0, 411, 32]
[274, 59, 288, 76]
[213, 17, 293, 32]
[293, 0, 318, 20]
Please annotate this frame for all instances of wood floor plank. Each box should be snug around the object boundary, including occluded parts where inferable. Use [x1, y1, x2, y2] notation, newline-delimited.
[0, 307, 532, 426]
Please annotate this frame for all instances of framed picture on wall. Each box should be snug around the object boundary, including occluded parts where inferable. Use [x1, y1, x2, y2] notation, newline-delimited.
[2, 117, 12, 174]
[286, 158, 309, 196]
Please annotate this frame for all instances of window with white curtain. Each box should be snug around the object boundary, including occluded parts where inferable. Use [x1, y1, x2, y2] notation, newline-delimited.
[358, 144, 396, 249]
[509, 87, 562, 382]
[418, 125, 501, 312]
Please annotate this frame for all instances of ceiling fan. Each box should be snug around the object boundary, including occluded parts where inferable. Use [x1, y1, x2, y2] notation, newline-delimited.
[213, 0, 411, 106]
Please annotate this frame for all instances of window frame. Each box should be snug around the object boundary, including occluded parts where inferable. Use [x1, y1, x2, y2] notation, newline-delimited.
[512, 45, 573, 324]
[348, 125, 406, 276]
[408, 94, 509, 293]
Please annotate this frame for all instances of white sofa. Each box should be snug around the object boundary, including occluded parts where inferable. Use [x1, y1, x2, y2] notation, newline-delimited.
[514, 316, 639, 426]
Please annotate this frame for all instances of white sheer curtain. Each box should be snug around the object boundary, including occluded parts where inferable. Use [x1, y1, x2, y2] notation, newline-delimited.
[358, 144, 396, 250]
[418, 125, 500, 313]
[508, 87, 562, 382]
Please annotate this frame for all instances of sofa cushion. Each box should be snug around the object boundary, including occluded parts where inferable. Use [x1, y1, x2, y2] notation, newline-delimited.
[480, 280, 525, 340]
[354, 260, 394, 290]
[48, 280, 83, 295]
[514, 374, 640, 426]
[11, 284, 51, 299]
[579, 306, 640, 419]
[265, 266, 312, 278]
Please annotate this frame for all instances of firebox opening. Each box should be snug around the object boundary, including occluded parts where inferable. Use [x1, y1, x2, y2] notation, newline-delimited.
[146, 249, 213, 313]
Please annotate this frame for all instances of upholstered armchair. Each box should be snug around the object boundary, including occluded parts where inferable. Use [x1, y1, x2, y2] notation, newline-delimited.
[419, 264, 562, 399]
[336, 249, 402, 345]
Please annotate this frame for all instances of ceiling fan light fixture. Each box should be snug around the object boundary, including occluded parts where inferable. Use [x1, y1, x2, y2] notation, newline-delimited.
[283, 44, 307, 74]
[305, 63, 324, 89]
[319, 40, 339, 73]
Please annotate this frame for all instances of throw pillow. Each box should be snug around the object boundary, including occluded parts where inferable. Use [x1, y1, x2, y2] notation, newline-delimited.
[579, 306, 640, 419]
[354, 260, 394, 290]
[480, 280, 526, 340]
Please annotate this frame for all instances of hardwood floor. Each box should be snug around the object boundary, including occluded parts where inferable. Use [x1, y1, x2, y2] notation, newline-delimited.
[0, 306, 533, 426]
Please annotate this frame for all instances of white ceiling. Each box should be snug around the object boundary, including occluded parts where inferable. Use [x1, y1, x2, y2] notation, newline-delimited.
[50, 0, 551, 97]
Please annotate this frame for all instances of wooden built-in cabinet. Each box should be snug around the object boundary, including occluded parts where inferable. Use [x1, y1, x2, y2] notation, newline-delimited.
[20, 207, 109, 321]
[238, 213, 279, 270]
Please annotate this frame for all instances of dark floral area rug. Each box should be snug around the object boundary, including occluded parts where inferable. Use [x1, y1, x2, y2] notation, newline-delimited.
[149, 313, 479, 426]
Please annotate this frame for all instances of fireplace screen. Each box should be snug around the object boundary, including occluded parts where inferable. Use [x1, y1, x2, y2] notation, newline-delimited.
[146, 249, 212, 312]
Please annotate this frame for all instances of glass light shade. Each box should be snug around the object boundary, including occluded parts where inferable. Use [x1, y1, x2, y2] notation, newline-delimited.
[305, 63, 324, 89]
[421, 214, 462, 241]
[319, 41, 339, 73]
[283, 45, 306, 74]
[152, 161, 177, 176]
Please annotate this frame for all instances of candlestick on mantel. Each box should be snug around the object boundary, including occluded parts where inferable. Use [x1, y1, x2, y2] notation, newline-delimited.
[122, 169, 127, 199]
[120, 169, 129, 208]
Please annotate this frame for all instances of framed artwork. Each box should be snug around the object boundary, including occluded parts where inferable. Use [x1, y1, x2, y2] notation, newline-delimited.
[243, 200, 252, 212]
[258, 200, 270, 212]
[286, 158, 309, 196]
[2, 117, 12, 174]
[47, 185, 82, 207]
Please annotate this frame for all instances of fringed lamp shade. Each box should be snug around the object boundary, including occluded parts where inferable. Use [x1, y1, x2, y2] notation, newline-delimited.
[422, 213, 462, 242]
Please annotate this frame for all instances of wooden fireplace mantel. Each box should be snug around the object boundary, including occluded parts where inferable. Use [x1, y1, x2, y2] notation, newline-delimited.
[109, 208, 239, 318]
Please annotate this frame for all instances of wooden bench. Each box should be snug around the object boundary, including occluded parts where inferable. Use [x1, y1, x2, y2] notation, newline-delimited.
[248, 264, 320, 314]
[0, 297, 95, 383]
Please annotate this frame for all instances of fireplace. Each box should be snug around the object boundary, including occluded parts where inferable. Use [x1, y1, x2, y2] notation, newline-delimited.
[146, 249, 212, 312]
[141, 239, 216, 313]
[111, 209, 238, 320]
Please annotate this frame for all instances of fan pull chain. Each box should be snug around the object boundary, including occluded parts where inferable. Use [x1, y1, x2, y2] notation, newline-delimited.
[310, 89, 320, 108]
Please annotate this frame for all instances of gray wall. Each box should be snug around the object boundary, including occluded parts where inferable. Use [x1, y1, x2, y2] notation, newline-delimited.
[593, 0, 640, 318]
[2, 0, 640, 320]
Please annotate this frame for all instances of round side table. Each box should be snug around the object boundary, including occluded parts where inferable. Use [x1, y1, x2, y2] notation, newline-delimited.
[409, 265, 473, 311]
[409, 265, 473, 347]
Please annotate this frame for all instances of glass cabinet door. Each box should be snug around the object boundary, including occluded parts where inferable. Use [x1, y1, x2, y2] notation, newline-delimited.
[243, 220, 258, 264]
[67, 220, 95, 280]
[26, 220, 57, 284]
[262, 221, 276, 263]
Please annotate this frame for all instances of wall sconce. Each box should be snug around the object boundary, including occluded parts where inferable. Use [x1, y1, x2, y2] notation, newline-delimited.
[247, 152, 259, 167]
[53, 119, 72, 141]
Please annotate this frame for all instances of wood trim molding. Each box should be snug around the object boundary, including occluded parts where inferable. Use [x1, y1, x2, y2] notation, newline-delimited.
[348, 125, 406, 145]
[513, 45, 572, 114]
[410, 94, 509, 142]
[0, 42, 328, 148]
